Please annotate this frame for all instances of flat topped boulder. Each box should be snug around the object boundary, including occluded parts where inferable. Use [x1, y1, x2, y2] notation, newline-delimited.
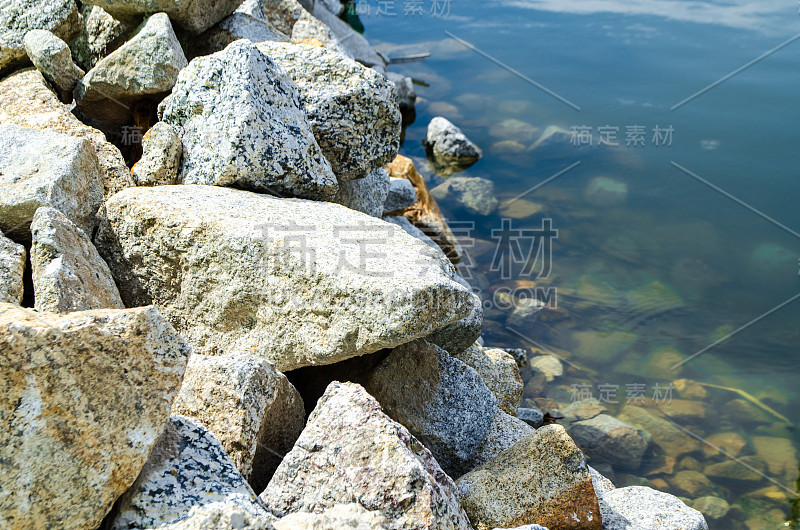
[96, 185, 474, 371]
[0, 304, 191, 530]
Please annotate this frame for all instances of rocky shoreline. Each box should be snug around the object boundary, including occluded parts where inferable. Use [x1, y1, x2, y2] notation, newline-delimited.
[0, 0, 709, 528]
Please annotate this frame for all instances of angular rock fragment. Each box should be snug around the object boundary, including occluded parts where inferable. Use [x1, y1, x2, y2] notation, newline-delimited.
[96, 185, 474, 371]
[107, 415, 270, 529]
[74, 13, 188, 124]
[30, 207, 124, 313]
[384, 177, 418, 214]
[331, 168, 391, 217]
[159, 40, 337, 200]
[384, 155, 461, 264]
[464, 410, 535, 471]
[132, 121, 182, 186]
[365, 339, 498, 477]
[171, 353, 305, 493]
[256, 41, 401, 181]
[453, 344, 523, 415]
[83, 0, 243, 34]
[423, 117, 481, 168]
[456, 425, 601, 530]
[0, 0, 79, 74]
[261, 382, 471, 529]
[0, 69, 133, 198]
[238, 0, 306, 36]
[69, 5, 135, 71]
[23, 30, 84, 101]
[0, 124, 103, 241]
[0, 231, 25, 304]
[0, 304, 191, 530]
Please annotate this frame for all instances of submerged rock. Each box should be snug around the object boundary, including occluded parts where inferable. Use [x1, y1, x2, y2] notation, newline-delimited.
[331, 168, 391, 217]
[74, 13, 188, 124]
[423, 117, 482, 168]
[107, 415, 271, 529]
[131, 121, 182, 186]
[171, 353, 305, 493]
[456, 425, 601, 530]
[30, 207, 124, 313]
[96, 185, 473, 371]
[617, 405, 700, 459]
[261, 382, 471, 529]
[23, 30, 84, 101]
[431, 177, 498, 216]
[83, 0, 243, 34]
[365, 339, 498, 477]
[159, 40, 337, 200]
[0, 0, 79, 74]
[0, 124, 103, 241]
[0, 304, 191, 530]
[256, 41, 401, 181]
[584, 176, 628, 207]
[384, 155, 462, 264]
[0, 68, 133, 198]
[0, 231, 25, 305]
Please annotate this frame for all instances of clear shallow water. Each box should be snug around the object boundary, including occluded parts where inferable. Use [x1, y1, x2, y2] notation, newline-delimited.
[364, 1, 800, 527]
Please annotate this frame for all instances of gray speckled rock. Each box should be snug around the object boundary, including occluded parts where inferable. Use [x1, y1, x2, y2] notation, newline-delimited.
[332, 168, 391, 217]
[256, 41, 400, 181]
[464, 410, 535, 471]
[386, 72, 416, 114]
[23, 30, 84, 101]
[599, 486, 708, 530]
[238, 0, 305, 36]
[454, 344, 523, 416]
[423, 117, 481, 166]
[74, 13, 188, 124]
[171, 353, 305, 494]
[290, 10, 353, 59]
[365, 339, 498, 477]
[516, 408, 544, 429]
[0, 231, 25, 304]
[199, 12, 289, 56]
[261, 382, 471, 530]
[311, 3, 386, 71]
[164, 503, 276, 530]
[69, 5, 135, 71]
[83, 0, 243, 34]
[274, 504, 388, 529]
[431, 177, 498, 216]
[132, 122, 182, 186]
[456, 425, 601, 530]
[159, 40, 337, 200]
[0, 0, 79, 74]
[30, 207, 124, 313]
[96, 185, 474, 371]
[0, 304, 191, 530]
[108, 415, 270, 529]
[0, 124, 103, 241]
[426, 290, 483, 356]
[0, 69, 133, 199]
[568, 414, 650, 470]
[384, 177, 418, 214]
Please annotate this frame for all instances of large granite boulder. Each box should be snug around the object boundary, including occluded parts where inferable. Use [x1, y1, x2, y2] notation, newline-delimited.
[30, 207, 124, 313]
[0, 68, 133, 198]
[0, 231, 25, 304]
[456, 425, 601, 530]
[261, 382, 471, 529]
[365, 339, 498, 477]
[23, 30, 84, 101]
[383, 177, 418, 214]
[0, 0, 79, 74]
[83, 0, 243, 34]
[0, 124, 103, 241]
[290, 10, 352, 59]
[106, 415, 272, 529]
[426, 287, 483, 356]
[256, 41, 401, 181]
[165, 503, 276, 530]
[96, 185, 474, 371]
[0, 304, 191, 529]
[74, 13, 188, 123]
[171, 353, 306, 493]
[463, 410, 535, 471]
[159, 40, 337, 200]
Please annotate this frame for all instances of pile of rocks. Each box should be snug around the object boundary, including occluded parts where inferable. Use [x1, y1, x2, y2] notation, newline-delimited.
[0, 0, 708, 528]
